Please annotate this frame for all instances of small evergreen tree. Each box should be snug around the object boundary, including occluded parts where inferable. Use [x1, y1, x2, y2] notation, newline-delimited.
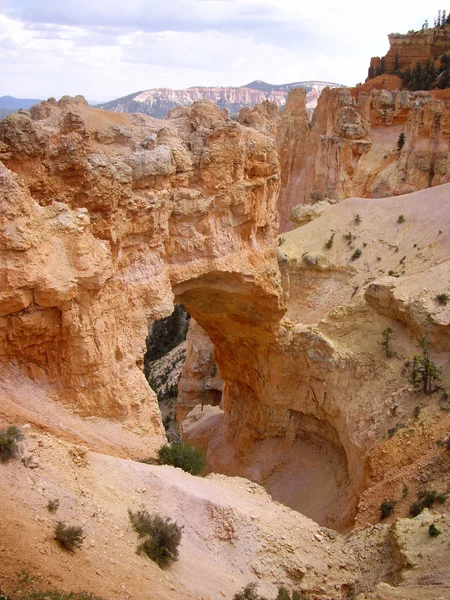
[411, 316, 441, 394]
[401, 67, 412, 89]
[397, 132, 406, 150]
[379, 327, 395, 358]
[393, 51, 400, 73]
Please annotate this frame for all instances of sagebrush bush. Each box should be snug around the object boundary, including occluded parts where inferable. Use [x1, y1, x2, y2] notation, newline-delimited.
[2, 570, 104, 600]
[157, 441, 205, 475]
[0, 425, 23, 463]
[233, 584, 302, 600]
[233, 584, 266, 600]
[436, 293, 449, 306]
[47, 499, 60, 513]
[54, 521, 85, 552]
[429, 523, 441, 537]
[129, 509, 182, 568]
[409, 489, 447, 516]
[380, 500, 396, 519]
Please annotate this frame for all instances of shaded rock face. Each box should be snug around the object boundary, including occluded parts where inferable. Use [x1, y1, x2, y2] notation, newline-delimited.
[176, 318, 223, 423]
[0, 96, 282, 442]
[276, 86, 450, 230]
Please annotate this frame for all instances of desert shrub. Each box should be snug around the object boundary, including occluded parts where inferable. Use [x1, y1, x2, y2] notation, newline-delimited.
[429, 523, 441, 537]
[3, 570, 105, 600]
[278, 237, 286, 247]
[380, 500, 396, 519]
[388, 423, 405, 437]
[0, 426, 23, 463]
[409, 489, 447, 516]
[128, 509, 182, 568]
[351, 249, 362, 260]
[436, 293, 449, 306]
[354, 214, 361, 225]
[54, 521, 85, 552]
[157, 441, 205, 475]
[413, 405, 421, 418]
[325, 233, 335, 249]
[47, 499, 60, 513]
[276, 588, 301, 600]
[233, 585, 302, 600]
[378, 327, 395, 358]
[397, 214, 405, 223]
[343, 232, 355, 246]
[309, 191, 322, 202]
[233, 584, 267, 600]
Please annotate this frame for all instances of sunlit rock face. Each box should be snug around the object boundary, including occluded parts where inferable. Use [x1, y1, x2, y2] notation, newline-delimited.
[0, 96, 282, 446]
[2, 95, 450, 535]
[275, 86, 450, 231]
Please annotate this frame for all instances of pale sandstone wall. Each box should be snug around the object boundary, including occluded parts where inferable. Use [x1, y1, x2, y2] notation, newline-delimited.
[0, 96, 282, 442]
[276, 86, 450, 231]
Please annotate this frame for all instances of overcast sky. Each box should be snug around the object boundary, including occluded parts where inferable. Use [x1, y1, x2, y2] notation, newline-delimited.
[0, 1, 447, 101]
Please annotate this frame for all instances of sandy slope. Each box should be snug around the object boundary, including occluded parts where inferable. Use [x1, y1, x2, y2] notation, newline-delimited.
[0, 426, 357, 600]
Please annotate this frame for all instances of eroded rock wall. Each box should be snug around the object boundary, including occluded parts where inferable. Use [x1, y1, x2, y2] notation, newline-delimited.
[276, 86, 450, 230]
[176, 318, 223, 422]
[369, 26, 450, 75]
[184, 185, 450, 530]
[0, 96, 283, 443]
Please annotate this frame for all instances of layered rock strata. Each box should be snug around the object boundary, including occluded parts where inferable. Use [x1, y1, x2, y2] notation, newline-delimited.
[369, 25, 450, 76]
[0, 96, 282, 448]
[275, 86, 450, 230]
[184, 185, 450, 530]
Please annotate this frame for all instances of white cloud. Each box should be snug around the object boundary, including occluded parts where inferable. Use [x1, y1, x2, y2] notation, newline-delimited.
[0, 1, 448, 99]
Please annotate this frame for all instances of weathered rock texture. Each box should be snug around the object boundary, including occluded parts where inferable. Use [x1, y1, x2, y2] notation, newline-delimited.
[275, 86, 450, 230]
[0, 96, 282, 449]
[184, 185, 450, 531]
[176, 318, 223, 422]
[1, 94, 450, 539]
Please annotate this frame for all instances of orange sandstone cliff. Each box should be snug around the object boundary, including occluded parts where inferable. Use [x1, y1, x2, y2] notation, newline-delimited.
[275, 86, 450, 231]
[0, 96, 282, 456]
[1, 96, 450, 600]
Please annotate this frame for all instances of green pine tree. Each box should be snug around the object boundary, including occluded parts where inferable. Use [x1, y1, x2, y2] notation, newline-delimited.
[397, 132, 406, 151]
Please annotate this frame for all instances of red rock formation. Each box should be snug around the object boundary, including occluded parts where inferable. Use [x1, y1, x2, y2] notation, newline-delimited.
[0, 96, 282, 443]
[275, 86, 450, 230]
[369, 26, 450, 76]
[276, 89, 312, 231]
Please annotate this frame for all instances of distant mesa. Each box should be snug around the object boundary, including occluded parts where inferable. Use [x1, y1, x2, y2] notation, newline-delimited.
[96, 80, 347, 118]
